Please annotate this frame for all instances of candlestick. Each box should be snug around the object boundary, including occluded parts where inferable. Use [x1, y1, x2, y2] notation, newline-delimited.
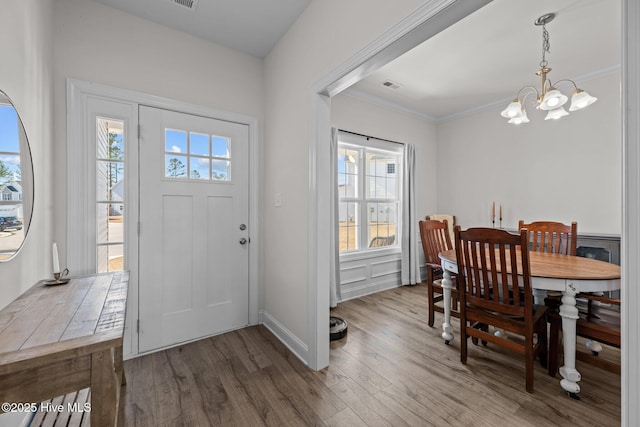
[499, 204, 502, 220]
[492, 201, 495, 221]
[52, 242, 60, 274]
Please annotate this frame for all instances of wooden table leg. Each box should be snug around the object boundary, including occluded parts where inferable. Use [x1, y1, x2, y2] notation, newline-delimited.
[559, 283, 581, 397]
[115, 345, 126, 386]
[91, 348, 120, 426]
[441, 268, 455, 344]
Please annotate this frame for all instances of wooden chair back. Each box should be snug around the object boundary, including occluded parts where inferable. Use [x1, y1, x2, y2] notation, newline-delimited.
[419, 219, 453, 266]
[454, 226, 546, 392]
[455, 227, 532, 319]
[518, 220, 577, 256]
[426, 214, 455, 244]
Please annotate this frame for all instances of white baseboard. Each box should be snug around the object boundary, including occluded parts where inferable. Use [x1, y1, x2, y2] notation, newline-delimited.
[339, 280, 403, 302]
[260, 311, 309, 366]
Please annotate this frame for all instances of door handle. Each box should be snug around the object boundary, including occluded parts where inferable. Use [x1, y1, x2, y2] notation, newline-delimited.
[239, 238, 248, 245]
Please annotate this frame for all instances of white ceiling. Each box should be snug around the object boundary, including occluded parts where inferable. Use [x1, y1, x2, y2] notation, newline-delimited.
[92, 0, 620, 120]
[350, 0, 621, 121]
[93, 0, 312, 58]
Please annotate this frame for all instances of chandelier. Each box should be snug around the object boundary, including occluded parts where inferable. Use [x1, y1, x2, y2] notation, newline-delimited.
[500, 13, 598, 124]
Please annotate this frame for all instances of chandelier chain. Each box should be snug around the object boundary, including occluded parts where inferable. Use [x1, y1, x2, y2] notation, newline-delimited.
[540, 24, 550, 68]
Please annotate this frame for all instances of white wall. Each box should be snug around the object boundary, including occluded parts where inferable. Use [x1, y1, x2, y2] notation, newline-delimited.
[52, 0, 265, 268]
[436, 72, 621, 235]
[263, 0, 426, 356]
[331, 93, 437, 300]
[332, 93, 438, 218]
[0, 4, 54, 426]
[0, 1, 54, 309]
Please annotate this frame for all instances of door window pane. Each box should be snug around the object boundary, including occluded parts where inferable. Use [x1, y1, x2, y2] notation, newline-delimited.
[212, 136, 229, 157]
[190, 132, 209, 156]
[190, 157, 210, 180]
[212, 159, 230, 181]
[166, 129, 187, 153]
[165, 131, 231, 182]
[165, 155, 188, 178]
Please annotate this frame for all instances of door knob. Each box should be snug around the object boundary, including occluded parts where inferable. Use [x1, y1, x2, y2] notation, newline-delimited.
[239, 238, 248, 245]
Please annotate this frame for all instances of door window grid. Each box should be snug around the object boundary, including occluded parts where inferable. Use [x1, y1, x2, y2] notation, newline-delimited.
[338, 141, 401, 253]
[164, 129, 231, 181]
[96, 118, 125, 273]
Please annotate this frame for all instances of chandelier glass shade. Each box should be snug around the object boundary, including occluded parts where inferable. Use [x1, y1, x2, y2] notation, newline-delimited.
[500, 13, 597, 124]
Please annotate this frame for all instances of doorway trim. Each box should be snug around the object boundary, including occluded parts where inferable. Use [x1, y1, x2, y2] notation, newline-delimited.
[306, 0, 492, 372]
[309, 1, 639, 424]
[67, 78, 261, 357]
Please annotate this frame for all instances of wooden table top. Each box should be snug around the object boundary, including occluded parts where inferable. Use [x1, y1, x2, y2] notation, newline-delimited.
[0, 271, 128, 373]
[439, 249, 620, 281]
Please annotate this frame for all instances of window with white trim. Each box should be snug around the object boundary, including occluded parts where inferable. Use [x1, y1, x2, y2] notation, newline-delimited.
[338, 132, 402, 253]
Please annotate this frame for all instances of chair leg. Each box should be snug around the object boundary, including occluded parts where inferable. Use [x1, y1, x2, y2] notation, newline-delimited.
[461, 327, 468, 364]
[427, 282, 435, 327]
[525, 339, 534, 393]
[537, 320, 548, 369]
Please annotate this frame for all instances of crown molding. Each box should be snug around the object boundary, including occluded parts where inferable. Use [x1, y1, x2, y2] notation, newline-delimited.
[342, 64, 621, 125]
[341, 88, 438, 123]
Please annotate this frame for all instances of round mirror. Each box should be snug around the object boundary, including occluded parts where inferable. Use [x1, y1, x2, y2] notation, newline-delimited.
[0, 90, 34, 261]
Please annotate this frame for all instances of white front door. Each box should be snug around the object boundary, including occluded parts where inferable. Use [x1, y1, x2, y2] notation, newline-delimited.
[138, 105, 249, 353]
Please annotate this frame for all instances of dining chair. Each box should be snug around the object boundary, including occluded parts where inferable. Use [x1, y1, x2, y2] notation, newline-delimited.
[454, 226, 548, 393]
[426, 214, 455, 246]
[518, 220, 578, 371]
[520, 220, 620, 375]
[546, 288, 621, 375]
[419, 219, 457, 327]
[518, 220, 577, 255]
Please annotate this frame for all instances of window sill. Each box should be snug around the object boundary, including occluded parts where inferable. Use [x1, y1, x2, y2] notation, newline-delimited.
[340, 246, 401, 262]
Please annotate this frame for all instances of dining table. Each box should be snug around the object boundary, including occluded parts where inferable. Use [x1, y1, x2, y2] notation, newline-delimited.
[438, 248, 621, 397]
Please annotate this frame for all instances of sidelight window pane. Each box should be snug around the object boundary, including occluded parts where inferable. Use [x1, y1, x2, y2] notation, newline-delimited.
[96, 117, 125, 273]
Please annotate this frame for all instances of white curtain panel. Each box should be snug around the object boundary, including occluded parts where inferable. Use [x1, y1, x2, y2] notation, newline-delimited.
[401, 143, 420, 285]
[330, 128, 342, 307]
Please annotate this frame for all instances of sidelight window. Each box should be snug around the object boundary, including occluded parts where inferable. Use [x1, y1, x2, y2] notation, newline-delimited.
[96, 118, 125, 272]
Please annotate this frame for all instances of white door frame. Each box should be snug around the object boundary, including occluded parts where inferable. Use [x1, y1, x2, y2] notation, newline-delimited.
[309, 1, 640, 424]
[67, 78, 260, 357]
[307, 0, 492, 372]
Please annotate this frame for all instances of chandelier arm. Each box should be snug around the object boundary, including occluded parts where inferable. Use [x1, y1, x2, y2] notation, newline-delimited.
[552, 79, 579, 90]
[516, 86, 539, 101]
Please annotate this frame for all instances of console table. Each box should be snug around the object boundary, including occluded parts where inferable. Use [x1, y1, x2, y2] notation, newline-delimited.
[0, 271, 128, 426]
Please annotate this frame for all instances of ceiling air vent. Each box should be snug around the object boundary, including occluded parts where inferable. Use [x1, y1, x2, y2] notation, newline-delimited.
[381, 80, 401, 90]
[169, 0, 199, 10]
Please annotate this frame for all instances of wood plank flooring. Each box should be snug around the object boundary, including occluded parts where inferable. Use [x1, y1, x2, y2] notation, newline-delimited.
[117, 283, 620, 426]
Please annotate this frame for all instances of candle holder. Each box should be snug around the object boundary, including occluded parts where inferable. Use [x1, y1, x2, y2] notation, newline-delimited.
[45, 268, 70, 286]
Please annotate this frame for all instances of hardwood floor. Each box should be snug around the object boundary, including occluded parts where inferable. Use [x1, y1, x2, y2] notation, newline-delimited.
[118, 283, 620, 426]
